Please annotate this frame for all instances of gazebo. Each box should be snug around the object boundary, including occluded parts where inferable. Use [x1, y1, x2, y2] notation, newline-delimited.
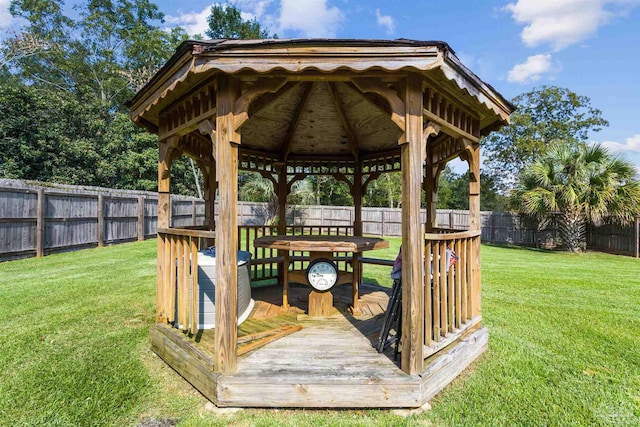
[128, 39, 513, 408]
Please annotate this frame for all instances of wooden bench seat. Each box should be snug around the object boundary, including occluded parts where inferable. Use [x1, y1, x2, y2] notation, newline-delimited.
[358, 256, 395, 266]
[251, 256, 284, 265]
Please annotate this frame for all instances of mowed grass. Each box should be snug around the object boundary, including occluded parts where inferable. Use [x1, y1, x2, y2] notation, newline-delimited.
[0, 239, 638, 426]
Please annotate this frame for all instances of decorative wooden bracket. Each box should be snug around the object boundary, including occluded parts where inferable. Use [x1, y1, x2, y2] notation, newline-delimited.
[352, 78, 406, 132]
[198, 119, 217, 162]
[287, 173, 308, 194]
[334, 173, 354, 193]
[460, 139, 480, 184]
[258, 170, 278, 189]
[233, 78, 287, 130]
[362, 172, 381, 192]
[422, 121, 441, 164]
[159, 136, 181, 177]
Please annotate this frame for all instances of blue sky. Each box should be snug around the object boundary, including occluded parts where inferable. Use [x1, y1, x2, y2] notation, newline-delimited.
[2, 0, 640, 173]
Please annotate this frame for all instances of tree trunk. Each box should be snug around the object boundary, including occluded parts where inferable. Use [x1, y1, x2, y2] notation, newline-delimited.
[558, 209, 586, 252]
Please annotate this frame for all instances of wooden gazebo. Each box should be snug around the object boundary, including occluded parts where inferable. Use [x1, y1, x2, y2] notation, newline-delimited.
[128, 39, 512, 408]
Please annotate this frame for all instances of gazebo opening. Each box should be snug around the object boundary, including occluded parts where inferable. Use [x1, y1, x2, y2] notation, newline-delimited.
[128, 39, 513, 408]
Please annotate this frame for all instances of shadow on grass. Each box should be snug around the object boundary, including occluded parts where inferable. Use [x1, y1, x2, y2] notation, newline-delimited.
[483, 242, 558, 254]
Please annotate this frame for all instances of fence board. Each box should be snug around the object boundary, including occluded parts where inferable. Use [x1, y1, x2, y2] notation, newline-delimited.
[0, 179, 637, 260]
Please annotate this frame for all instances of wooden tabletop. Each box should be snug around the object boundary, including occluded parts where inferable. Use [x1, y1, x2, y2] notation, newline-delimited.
[253, 235, 389, 253]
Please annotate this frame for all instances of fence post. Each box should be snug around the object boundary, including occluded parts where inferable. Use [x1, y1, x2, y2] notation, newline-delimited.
[97, 194, 104, 247]
[381, 210, 385, 237]
[449, 210, 454, 229]
[137, 196, 145, 242]
[36, 188, 45, 257]
[191, 199, 197, 226]
[636, 218, 640, 258]
[490, 213, 496, 244]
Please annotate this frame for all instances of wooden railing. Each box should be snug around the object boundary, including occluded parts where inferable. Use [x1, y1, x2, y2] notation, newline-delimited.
[424, 229, 481, 356]
[237, 225, 356, 280]
[238, 225, 279, 281]
[157, 228, 215, 334]
[285, 225, 354, 272]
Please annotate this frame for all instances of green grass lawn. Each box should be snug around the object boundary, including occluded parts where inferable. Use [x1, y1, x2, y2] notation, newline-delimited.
[0, 239, 638, 426]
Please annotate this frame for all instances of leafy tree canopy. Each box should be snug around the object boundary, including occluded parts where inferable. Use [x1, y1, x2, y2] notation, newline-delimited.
[206, 3, 274, 39]
[512, 143, 640, 251]
[1, 0, 201, 193]
[483, 86, 609, 191]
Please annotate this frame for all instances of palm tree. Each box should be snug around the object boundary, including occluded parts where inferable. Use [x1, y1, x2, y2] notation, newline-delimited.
[512, 143, 640, 252]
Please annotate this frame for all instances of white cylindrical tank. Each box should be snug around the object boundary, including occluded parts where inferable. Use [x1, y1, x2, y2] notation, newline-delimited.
[177, 248, 254, 329]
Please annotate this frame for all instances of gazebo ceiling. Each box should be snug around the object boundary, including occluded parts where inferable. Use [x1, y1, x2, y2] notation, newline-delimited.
[128, 39, 514, 163]
[240, 81, 402, 158]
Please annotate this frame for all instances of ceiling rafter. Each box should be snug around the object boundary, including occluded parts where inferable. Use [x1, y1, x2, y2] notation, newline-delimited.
[282, 82, 313, 163]
[328, 82, 360, 160]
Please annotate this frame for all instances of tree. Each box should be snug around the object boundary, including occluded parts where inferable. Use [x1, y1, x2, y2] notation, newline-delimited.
[206, 3, 272, 39]
[364, 172, 401, 208]
[512, 144, 640, 252]
[2, 0, 196, 193]
[483, 86, 609, 191]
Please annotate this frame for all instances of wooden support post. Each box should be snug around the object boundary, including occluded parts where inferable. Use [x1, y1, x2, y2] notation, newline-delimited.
[423, 170, 436, 233]
[157, 137, 175, 323]
[467, 143, 481, 318]
[198, 160, 216, 246]
[215, 74, 240, 374]
[399, 74, 424, 374]
[158, 147, 172, 230]
[353, 164, 363, 237]
[36, 188, 45, 257]
[352, 162, 364, 310]
[277, 166, 288, 293]
[137, 196, 145, 241]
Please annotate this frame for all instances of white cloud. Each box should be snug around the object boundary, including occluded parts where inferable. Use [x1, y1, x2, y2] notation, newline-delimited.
[375, 9, 395, 35]
[234, 0, 274, 20]
[278, 0, 345, 38]
[504, 0, 640, 51]
[0, 0, 14, 27]
[507, 53, 555, 83]
[600, 134, 640, 153]
[165, 6, 211, 38]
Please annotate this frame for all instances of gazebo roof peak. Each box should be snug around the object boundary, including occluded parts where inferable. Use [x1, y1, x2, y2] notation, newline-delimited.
[129, 38, 513, 162]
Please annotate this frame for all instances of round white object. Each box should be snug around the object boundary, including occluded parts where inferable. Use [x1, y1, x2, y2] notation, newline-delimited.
[306, 259, 338, 292]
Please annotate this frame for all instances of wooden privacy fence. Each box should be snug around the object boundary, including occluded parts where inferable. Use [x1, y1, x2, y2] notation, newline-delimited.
[1, 180, 638, 260]
[0, 181, 195, 261]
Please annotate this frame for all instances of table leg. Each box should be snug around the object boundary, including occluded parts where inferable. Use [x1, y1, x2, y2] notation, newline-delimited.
[282, 251, 290, 310]
[309, 290, 334, 317]
[350, 253, 362, 316]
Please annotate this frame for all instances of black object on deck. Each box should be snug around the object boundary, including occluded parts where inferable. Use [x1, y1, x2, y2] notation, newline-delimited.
[376, 279, 402, 359]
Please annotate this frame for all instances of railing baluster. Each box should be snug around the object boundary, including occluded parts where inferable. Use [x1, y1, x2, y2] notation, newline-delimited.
[454, 238, 462, 328]
[432, 241, 441, 341]
[182, 237, 190, 330]
[168, 235, 177, 323]
[439, 241, 447, 338]
[175, 236, 184, 327]
[461, 237, 468, 323]
[447, 242, 455, 333]
[191, 237, 199, 334]
[425, 240, 433, 346]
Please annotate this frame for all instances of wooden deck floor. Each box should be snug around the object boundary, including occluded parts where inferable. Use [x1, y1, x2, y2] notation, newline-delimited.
[193, 282, 399, 366]
[150, 281, 488, 408]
